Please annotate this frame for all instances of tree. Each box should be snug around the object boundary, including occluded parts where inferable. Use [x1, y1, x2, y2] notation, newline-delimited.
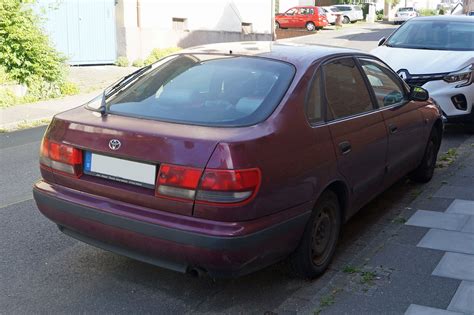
[0, 0, 65, 85]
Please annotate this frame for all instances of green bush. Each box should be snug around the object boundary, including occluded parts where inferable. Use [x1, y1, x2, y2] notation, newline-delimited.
[0, 88, 18, 108]
[0, 65, 13, 84]
[0, 0, 66, 86]
[376, 9, 384, 21]
[438, 8, 445, 15]
[419, 8, 437, 16]
[132, 58, 144, 67]
[115, 56, 129, 67]
[144, 47, 181, 66]
[60, 81, 79, 95]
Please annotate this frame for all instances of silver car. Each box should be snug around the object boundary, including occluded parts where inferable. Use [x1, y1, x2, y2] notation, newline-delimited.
[333, 5, 364, 24]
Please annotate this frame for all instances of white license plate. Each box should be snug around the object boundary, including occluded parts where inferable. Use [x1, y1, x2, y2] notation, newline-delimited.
[83, 152, 156, 188]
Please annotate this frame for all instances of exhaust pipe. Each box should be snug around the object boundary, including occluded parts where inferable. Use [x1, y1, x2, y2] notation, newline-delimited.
[186, 267, 207, 278]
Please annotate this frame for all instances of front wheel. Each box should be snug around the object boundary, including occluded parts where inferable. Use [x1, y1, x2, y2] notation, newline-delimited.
[290, 191, 341, 279]
[306, 22, 316, 31]
[342, 16, 350, 24]
[409, 128, 441, 183]
[275, 21, 280, 29]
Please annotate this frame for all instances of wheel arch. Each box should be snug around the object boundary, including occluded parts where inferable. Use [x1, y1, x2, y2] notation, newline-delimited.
[319, 180, 350, 222]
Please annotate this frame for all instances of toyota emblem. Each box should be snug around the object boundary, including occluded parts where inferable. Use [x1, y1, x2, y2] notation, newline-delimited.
[109, 139, 121, 150]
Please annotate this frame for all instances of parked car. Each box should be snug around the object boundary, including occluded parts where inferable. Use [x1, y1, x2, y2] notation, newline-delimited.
[333, 5, 364, 24]
[372, 16, 474, 127]
[468, 10, 474, 16]
[322, 6, 341, 25]
[275, 6, 329, 31]
[393, 7, 419, 25]
[33, 42, 443, 279]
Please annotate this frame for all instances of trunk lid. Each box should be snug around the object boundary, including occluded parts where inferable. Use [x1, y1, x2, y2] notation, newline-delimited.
[45, 106, 226, 216]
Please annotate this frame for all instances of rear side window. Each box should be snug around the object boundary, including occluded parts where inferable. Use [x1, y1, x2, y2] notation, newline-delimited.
[107, 54, 295, 127]
[306, 70, 323, 124]
[322, 58, 374, 120]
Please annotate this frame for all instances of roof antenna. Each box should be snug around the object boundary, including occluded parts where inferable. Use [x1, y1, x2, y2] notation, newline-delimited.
[229, 50, 233, 55]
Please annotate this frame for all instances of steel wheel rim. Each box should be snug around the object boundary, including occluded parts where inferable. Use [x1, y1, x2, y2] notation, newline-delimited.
[311, 206, 335, 266]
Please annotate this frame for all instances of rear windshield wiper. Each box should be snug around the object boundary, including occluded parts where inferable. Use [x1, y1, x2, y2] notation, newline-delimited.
[99, 65, 152, 116]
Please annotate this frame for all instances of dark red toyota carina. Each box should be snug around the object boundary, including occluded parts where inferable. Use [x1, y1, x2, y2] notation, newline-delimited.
[34, 42, 442, 278]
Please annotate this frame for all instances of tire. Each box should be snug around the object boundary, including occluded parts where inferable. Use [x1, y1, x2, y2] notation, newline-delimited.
[409, 128, 441, 183]
[342, 16, 350, 24]
[290, 190, 341, 279]
[306, 22, 316, 31]
[275, 22, 280, 29]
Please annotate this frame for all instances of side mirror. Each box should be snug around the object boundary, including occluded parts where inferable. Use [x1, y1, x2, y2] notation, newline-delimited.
[409, 86, 429, 101]
[378, 37, 386, 46]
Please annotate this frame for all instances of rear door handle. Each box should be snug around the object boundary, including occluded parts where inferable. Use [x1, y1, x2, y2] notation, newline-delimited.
[339, 141, 352, 155]
[389, 124, 398, 134]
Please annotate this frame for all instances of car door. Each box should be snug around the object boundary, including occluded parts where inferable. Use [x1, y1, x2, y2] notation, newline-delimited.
[357, 57, 426, 188]
[294, 8, 308, 28]
[322, 57, 388, 213]
[280, 8, 297, 27]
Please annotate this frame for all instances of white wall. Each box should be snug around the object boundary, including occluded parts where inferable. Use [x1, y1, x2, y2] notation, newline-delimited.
[278, 0, 314, 13]
[117, 0, 273, 61]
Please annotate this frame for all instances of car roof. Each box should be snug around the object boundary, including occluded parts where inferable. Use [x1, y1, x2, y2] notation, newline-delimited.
[411, 15, 474, 22]
[181, 41, 363, 69]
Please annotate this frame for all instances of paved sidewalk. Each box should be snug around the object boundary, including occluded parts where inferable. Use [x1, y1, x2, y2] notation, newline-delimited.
[0, 66, 134, 131]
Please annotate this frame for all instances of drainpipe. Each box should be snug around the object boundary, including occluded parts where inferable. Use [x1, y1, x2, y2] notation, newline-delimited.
[137, 0, 142, 28]
[271, 0, 276, 40]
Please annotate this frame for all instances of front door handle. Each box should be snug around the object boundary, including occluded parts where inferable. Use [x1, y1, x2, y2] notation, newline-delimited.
[389, 124, 398, 134]
[339, 141, 352, 155]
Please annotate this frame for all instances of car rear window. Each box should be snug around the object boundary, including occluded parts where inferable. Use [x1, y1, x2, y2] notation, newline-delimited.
[106, 54, 295, 127]
[354, 6, 362, 11]
[336, 6, 351, 11]
[398, 7, 414, 11]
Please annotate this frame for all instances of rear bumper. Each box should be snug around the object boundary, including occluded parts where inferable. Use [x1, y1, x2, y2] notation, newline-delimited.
[33, 181, 310, 278]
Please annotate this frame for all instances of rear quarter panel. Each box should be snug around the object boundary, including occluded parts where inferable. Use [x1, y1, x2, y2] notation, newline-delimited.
[194, 64, 339, 222]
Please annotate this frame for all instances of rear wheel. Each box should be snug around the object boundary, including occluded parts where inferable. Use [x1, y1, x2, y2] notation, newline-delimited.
[342, 16, 350, 24]
[306, 22, 316, 31]
[409, 128, 441, 183]
[290, 191, 341, 278]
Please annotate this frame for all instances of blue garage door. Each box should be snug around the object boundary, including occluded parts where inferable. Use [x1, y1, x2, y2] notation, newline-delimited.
[38, 0, 116, 65]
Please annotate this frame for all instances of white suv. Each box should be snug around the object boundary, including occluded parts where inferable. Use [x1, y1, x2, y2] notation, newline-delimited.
[372, 16, 474, 127]
[333, 5, 364, 24]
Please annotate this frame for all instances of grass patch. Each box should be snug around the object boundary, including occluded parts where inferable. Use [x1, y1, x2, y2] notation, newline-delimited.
[11, 119, 51, 131]
[437, 148, 458, 168]
[343, 266, 361, 274]
[360, 271, 376, 284]
[392, 216, 407, 224]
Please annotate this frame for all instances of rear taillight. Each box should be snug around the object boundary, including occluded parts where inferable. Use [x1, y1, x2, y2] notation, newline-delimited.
[40, 138, 83, 177]
[156, 164, 261, 205]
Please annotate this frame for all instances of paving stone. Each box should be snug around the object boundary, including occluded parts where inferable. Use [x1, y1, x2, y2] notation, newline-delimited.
[406, 210, 468, 231]
[461, 216, 474, 234]
[405, 304, 463, 315]
[412, 197, 454, 212]
[434, 185, 474, 201]
[368, 242, 444, 276]
[390, 225, 430, 246]
[432, 252, 474, 282]
[417, 229, 474, 255]
[446, 199, 474, 215]
[448, 281, 474, 314]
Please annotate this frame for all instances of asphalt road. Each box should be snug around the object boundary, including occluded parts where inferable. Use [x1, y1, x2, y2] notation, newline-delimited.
[0, 123, 471, 314]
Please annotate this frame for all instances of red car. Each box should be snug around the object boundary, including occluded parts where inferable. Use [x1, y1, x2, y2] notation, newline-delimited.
[33, 42, 442, 279]
[276, 6, 329, 31]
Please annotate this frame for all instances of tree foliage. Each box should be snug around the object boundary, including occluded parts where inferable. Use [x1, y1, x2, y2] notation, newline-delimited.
[0, 0, 65, 85]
